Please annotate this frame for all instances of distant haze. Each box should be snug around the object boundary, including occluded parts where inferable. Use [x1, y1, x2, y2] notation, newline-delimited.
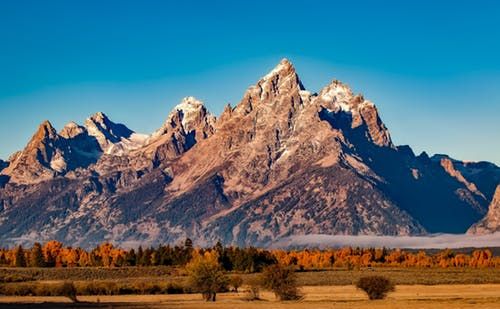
[274, 233, 500, 249]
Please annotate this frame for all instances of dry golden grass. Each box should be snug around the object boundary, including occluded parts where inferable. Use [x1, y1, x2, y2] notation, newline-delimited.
[0, 284, 499, 308]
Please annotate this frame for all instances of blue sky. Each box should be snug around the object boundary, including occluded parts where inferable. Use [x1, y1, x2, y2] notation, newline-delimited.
[1, 0, 499, 164]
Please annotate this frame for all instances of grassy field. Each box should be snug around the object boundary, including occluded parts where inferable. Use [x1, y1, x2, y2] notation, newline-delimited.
[2, 266, 500, 285]
[0, 284, 499, 308]
[1, 267, 500, 308]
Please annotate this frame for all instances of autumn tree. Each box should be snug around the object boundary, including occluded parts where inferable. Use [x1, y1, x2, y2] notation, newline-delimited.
[186, 251, 229, 302]
[260, 264, 301, 301]
[43, 240, 63, 267]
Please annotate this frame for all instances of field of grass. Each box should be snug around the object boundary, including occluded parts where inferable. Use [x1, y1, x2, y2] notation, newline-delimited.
[2, 266, 500, 285]
[0, 284, 499, 308]
[1, 267, 500, 308]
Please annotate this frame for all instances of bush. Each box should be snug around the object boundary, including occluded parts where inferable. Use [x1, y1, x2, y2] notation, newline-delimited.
[186, 252, 229, 302]
[164, 282, 185, 294]
[0, 274, 34, 283]
[76, 281, 117, 295]
[0, 281, 77, 302]
[260, 264, 301, 301]
[356, 275, 395, 300]
[0, 283, 36, 296]
[229, 275, 244, 293]
[58, 282, 78, 302]
[242, 278, 261, 301]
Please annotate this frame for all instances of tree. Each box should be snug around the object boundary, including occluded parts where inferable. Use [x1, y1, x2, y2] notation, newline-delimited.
[125, 249, 136, 266]
[260, 264, 301, 301]
[229, 275, 244, 293]
[13, 245, 26, 267]
[29, 242, 45, 267]
[184, 238, 193, 249]
[356, 275, 395, 300]
[186, 251, 229, 301]
[136, 246, 144, 266]
[42, 240, 63, 267]
[243, 277, 261, 301]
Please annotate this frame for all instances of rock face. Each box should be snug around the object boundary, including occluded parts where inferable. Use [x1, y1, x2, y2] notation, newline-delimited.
[141, 96, 216, 163]
[1, 114, 147, 184]
[468, 185, 500, 234]
[0, 59, 498, 248]
[0, 159, 7, 172]
[3, 121, 64, 183]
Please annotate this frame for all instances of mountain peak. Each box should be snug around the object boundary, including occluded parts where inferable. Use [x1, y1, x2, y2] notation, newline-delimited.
[318, 80, 354, 106]
[167, 96, 211, 130]
[31, 120, 58, 143]
[262, 58, 295, 79]
[60, 121, 86, 139]
[88, 112, 110, 125]
[84, 112, 134, 153]
[235, 59, 305, 115]
[171, 96, 205, 115]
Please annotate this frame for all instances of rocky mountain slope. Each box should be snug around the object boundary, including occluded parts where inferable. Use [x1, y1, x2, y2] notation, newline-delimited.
[468, 185, 500, 234]
[0, 59, 498, 248]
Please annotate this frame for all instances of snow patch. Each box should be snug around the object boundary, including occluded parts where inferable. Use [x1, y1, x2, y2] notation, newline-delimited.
[50, 153, 67, 172]
[105, 133, 149, 155]
[169, 96, 204, 131]
[262, 59, 290, 80]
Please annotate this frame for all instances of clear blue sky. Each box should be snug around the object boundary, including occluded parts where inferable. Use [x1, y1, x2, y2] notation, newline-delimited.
[1, 0, 499, 164]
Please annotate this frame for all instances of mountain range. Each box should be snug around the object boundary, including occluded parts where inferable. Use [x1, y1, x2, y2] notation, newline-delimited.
[0, 59, 499, 248]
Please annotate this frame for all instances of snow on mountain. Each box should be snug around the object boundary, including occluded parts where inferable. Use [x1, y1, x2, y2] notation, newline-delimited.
[84, 112, 149, 155]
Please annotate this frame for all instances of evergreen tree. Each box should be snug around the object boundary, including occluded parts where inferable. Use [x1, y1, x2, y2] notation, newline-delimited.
[29, 242, 45, 267]
[136, 246, 144, 266]
[125, 249, 136, 266]
[14, 245, 27, 267]
[184, 238, 193, 249]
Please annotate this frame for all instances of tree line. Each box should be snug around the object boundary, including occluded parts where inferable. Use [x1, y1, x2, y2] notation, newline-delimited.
[0, 239, 498, 269]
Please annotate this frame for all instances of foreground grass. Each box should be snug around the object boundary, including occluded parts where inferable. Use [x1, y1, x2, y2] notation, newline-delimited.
[0, 285, 499, 308]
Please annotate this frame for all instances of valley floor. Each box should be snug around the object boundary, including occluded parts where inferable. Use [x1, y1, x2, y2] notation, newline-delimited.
[1, 284, 500, 309]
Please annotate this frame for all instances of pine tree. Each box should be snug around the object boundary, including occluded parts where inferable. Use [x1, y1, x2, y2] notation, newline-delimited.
[125, 249, 136, 266]
[14, 245, 27, 267]
[29, 242, 45, 267]
[184, 238, 193, 249]
[136, 246, 144, 266]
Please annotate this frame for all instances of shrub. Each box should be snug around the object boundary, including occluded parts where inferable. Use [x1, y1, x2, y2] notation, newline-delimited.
[242, 278, 261, 301]
[58, 282, 78, 302]
[0, 274, 33, 283]
[164, 282, 185, 294]
[76, 281, 117, 295]
[0, 283, 36, 296]
[0, 281, 77, 301]
[356, 275, 395, 300]
[260, 264, 301, 301]
[186, 252, 229, 302]
[229, 275, 244, 293]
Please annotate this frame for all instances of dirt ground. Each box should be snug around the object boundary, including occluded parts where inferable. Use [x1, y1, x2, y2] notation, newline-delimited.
[0, 284, 499, 308]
